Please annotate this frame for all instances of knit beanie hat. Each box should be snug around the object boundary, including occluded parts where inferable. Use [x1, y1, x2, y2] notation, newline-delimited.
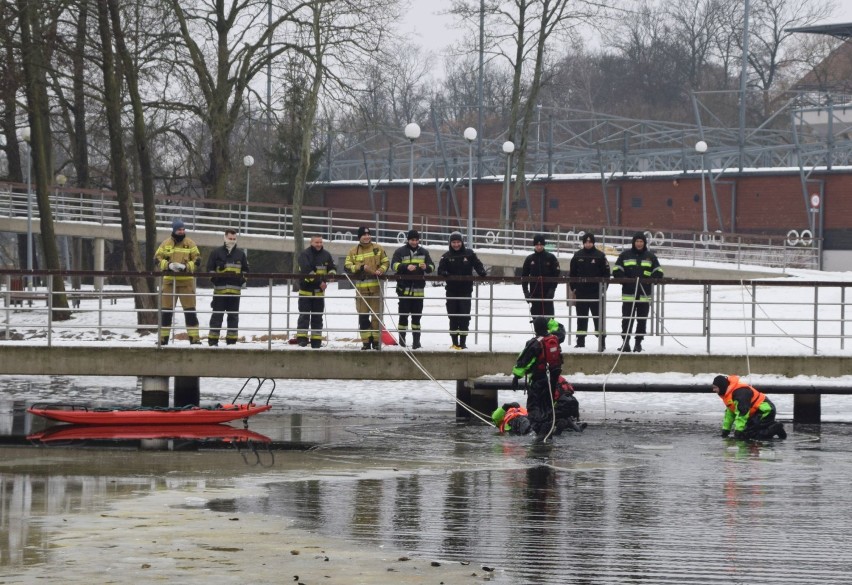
[583, 233, 595, 244]
[407, 229, 420, 240]
[172, 218, 185, 233]
[533, 234, 546, 246]
[632, 232, 647, 245]
[449, 231, 463, 242]
[713, 375, 729, 394]
[357, 226, 371, 238]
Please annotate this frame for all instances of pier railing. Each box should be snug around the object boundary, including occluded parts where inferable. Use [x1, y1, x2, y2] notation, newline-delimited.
[1, 270, 848, 355]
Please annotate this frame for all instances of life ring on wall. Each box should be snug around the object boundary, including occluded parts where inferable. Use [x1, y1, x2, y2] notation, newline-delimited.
[652, 231, 665, 246]
[799, 229, 813, 246]
[485, 231, 498, 245]
[786, 229, 799, 247]
[334, 231, 350, 241]
[397, 231, 407, 244]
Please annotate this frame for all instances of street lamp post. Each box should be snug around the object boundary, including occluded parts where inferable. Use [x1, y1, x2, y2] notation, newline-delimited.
[21, 128, 32, 289]
[243, 155, 254, 234]
[464, 127, 477, 245]
[695, 140, 708, 234]
[502, 140, 515, 226]
[404, 123, 420, 231]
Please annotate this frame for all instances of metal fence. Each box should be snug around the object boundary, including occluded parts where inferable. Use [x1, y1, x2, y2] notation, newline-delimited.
[0, 185, 820, 270]
[1, 271, 848, 355]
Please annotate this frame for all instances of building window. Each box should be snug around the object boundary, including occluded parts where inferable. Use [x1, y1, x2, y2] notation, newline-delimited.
[549, 199, 559, 209]
[631, 197, 642, 208]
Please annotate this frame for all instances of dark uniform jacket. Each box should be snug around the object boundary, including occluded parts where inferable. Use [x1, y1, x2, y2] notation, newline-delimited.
[612, 245, 663, 300]
[437, 243, 487, 297]
[297, 246, 338, 296]
[569, 247, 610, 296]
[391, 243, 434, 297]
[521, 250, 560, 299]
[207, 245, 248, 295]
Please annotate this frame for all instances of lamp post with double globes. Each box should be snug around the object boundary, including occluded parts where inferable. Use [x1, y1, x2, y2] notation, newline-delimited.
[464, 127, 477, 245]
[695, 140, 708, 234]
[502, 140, 515, 226]
[243, 155, 254, 234]
[404, 122, 421, 231]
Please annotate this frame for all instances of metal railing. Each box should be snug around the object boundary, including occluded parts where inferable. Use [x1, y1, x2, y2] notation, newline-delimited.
[0, 185, 820, 270]
[1, 271, 848, 355]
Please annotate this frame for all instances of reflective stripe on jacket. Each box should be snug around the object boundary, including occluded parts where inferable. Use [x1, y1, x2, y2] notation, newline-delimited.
[156, 236, 200, 282]
[345, 242, 389, 290]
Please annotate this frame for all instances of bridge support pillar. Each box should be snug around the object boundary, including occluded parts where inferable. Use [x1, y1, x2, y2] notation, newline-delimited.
[94, 237, 105, 291]
[793, 394, 821, 425]
[174, 376, 200, 407]
[455, 380, 497, 420]
[140, 376, 169, 407]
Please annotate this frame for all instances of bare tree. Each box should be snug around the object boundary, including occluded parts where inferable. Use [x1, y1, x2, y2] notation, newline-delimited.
[451, 0, 608, 225]
[15, 0, 70, 319]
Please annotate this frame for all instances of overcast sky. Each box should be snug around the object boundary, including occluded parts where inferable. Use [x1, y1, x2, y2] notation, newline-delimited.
[399, 0, 852, 57]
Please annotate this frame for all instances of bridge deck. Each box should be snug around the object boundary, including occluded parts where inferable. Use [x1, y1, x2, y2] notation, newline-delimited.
[0, 346, 848, 380]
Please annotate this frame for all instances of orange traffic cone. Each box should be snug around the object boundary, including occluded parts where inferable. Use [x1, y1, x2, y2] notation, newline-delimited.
[380, 326, 397, 346]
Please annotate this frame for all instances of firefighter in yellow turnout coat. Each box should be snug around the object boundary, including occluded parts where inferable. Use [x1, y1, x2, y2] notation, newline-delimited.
[156, 219, 201, 345]
[345, 226, 389, 350]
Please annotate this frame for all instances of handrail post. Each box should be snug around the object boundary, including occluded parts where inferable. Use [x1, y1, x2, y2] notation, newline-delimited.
[47, 274, 53, 347]
[813, 286, 819, 356]
[268, 277, 273, 350]
[704, 284, 711, 354]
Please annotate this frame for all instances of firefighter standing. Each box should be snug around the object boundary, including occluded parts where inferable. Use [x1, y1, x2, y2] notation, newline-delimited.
[206, 228, 248, 346]
[344, 227, 389, 350]
[156, 218, 201, 345]
[296, 234, 337, 348]
[391, 229, 434, 349]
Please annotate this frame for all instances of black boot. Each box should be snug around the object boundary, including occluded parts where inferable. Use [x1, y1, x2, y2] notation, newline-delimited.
[458, 335, 467, 349]
[297, 337, 308, 347]
[411, 332, 421, 350]
[361, 340, 371, 350]
[574, 336, 585, 348]
[310, 339, 322, 349]
[371, 336, 380, 350]
[398, 332, 406, 347]
[775, 423, 787, 439]
[620, 336, 632, 352]
[633, 339, 643, 353]
[208, 339, 219, 347]
[450, 334, 459, 349]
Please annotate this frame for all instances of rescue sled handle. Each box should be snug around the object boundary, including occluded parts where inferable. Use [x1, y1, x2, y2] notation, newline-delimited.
[231, 377, 276, 406]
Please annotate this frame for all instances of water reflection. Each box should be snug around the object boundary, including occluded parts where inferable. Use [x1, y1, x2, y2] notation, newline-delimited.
[209, 421, 852, 584]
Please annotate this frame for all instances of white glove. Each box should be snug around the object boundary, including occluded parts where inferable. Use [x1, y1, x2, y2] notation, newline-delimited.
[168, 262, 186, 272]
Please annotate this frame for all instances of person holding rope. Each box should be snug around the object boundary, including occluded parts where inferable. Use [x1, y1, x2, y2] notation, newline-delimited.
[521, 234, 560, 317]
[611, 231, 663, 353]
[344, 227, 389, 350]
[391, 229, 434, 349]
[510, 317, 583, 436]
[713, 375, 787, 440]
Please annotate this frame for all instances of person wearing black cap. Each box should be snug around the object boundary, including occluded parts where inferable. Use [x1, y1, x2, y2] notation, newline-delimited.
[206, 228, 249, 346]
[521, 234, 560, 317]
[437, 231, 487, 349]
[611, 231, 663, 352]
[391, 230, 434, 349]
[155, 218, 201, 345]
[295, 234, 337, 348]
[712, 375, 786, 440]
[344, 227, 389, 350]
[569, 232, 611, 350]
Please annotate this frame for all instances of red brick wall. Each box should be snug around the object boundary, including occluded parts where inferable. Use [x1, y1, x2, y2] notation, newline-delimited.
[321, 170, 851, 236]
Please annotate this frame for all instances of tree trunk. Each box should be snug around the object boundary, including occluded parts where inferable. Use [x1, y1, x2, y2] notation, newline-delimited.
[95, 0, 155, 327]
[16, 0, 70, 320]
